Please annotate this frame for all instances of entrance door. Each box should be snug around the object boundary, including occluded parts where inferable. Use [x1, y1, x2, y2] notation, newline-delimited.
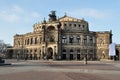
[70, 54, 73, 60]
[62, 54, 66, 60]
[47, 48, 53, 59]
[77, 54, 80, 60]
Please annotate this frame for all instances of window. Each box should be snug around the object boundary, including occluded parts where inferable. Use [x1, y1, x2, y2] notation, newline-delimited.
[77, 49, 80, 54]
[69, 23, 72, 26]
[35, 37, 37, 44]
[47, 26, 55, 31]
[62, 49, 66, 52]
[69, 37, 73, 43]
[90, 50, 93, 53]
[62, 36, 67, 43]
[18, 41, 20, 45]
[82, 25, 85, 30]
[30, 38, 33, 44]
[77, 37, 80, 43]
[70, 49, 73, 52]
[64, 23, 67, 26]
[25, 40, 27, 45]
[89, 36, 93, 45]
[74, 24, 76, 27]
[83, 25, 85, 28]
[40, 37, 42, 42]
[83, 36, 87, 45]
[27, 39, 29, 45]
[78, 24, 81, 27]
[50, 36, 55, 42]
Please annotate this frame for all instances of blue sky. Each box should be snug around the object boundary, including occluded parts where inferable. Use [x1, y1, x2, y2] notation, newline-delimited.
[0, 0, 120, 45]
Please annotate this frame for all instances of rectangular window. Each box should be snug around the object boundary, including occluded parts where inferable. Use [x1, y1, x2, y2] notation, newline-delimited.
[35, 38, 37, 44]
[62, 37, 67, 43]
[84, 39, 87, 45]
[77, 37, 80, 43]
[89, 36, 93, 46]
[83, 36, 87, 45]
[30, 38, 33, 44]
[77, 49, 80, 54]
[62, 39, 65, 43]
[69, 37, 73, 43]
[62, 49, 66, 52]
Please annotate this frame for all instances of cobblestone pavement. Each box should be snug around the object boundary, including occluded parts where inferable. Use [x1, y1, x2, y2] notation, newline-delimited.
[0, 59, 120, 80]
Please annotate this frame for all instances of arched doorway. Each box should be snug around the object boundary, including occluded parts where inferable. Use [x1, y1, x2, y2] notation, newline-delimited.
[47, 47, 53, 59]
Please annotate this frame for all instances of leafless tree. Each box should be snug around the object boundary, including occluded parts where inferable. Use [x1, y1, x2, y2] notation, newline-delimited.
[0, 40, 11, 57]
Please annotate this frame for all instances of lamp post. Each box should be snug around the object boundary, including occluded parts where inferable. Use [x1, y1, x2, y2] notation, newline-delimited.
[83, 45, 88, 64]
[17, 50, 20, 61]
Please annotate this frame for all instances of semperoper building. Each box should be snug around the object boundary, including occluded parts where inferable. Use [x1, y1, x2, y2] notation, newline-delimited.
[12, 11, 120, 60]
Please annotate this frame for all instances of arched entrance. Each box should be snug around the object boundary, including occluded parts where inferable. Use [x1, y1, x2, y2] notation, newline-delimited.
[47, 47, 53, 59]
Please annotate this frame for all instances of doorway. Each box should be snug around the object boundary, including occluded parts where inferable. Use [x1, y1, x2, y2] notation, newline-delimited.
[70, 54, 73, 60]
[62, 54, 66, 60]
[77, 54, 80, 60]
[47, 47, 53, 59]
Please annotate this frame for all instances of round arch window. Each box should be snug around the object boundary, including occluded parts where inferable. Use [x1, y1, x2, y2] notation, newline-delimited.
[47, 26, 55, 31]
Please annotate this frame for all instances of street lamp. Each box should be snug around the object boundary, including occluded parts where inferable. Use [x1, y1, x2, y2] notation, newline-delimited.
[83, 45, 88, 64]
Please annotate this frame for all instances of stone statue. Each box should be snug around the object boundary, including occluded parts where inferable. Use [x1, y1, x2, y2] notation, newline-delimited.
[49, 11, 57, 22]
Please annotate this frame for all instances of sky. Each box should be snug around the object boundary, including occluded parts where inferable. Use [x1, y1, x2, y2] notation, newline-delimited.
[0, 0, 120, 45]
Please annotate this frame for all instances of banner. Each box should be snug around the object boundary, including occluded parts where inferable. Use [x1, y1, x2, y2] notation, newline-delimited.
[109, 43, 116, 56]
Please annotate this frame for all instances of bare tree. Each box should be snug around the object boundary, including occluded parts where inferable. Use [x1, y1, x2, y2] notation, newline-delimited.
[0, 40, 11, 57]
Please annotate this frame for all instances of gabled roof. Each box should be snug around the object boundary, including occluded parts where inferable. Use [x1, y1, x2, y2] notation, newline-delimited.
[58, 15, 86, 23]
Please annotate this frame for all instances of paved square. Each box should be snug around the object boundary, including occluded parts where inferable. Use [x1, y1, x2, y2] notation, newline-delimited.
[0, 59, 120, 80]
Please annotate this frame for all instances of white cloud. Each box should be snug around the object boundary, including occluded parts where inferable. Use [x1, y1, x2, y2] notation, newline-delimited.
[67, 8, 107, 19]
[31, 12, 40, 18]
[12, 5, 24, 14]
[23, 12, 40, 23]
[0, 11, 20, 22]
[0, 5, 41, 23]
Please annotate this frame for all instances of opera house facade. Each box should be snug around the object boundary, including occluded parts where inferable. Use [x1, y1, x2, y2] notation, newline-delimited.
[12, 11, 120, 60]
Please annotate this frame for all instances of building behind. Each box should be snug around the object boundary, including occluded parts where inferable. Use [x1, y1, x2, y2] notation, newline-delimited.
[10, 11, 119, 60]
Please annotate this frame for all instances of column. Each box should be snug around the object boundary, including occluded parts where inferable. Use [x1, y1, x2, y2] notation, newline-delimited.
[81, 35, 83, 46]
[41, 47, 43, 59]
[87, 36, 89, 46]
[93, 37, 95, 46]
[52, 48, 55, 60]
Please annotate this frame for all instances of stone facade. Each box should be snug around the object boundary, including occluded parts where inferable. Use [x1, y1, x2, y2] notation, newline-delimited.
[12, 11, 115, 60]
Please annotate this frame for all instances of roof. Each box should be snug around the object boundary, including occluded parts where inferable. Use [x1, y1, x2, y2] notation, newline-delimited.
[58, 15, 87, 23]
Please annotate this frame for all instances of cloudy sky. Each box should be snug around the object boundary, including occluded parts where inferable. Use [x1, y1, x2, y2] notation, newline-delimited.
[0, 0, 120, 45]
